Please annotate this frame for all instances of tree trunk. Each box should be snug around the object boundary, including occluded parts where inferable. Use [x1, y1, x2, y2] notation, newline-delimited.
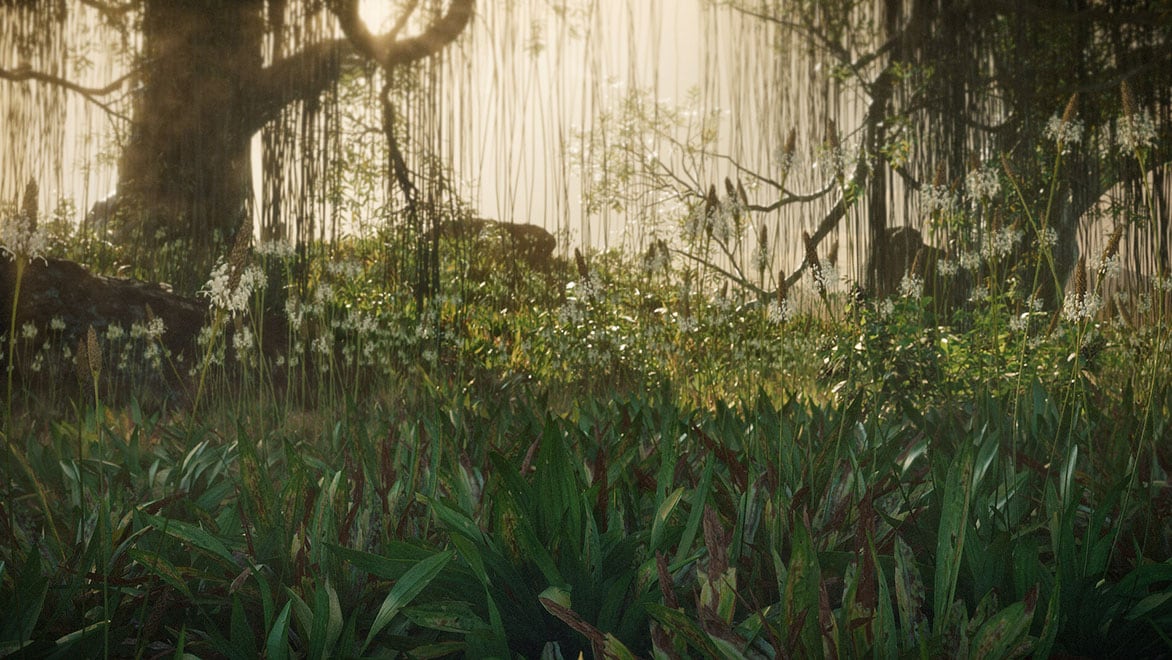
[108, 0, 265, 291]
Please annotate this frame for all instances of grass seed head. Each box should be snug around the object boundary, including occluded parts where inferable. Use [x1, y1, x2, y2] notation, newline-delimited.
[20, 179, 38, 232]
[1074, 255, 1087, 302]
[86, 325, 102, 377]
[1121, 80, 1137, 118]
[1061, 93, 1079, 125]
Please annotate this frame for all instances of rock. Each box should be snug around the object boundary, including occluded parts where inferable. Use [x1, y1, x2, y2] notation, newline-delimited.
[0, 256, 285, 406]
[865, 225, 968, 309]
[433, 217, 557, 273]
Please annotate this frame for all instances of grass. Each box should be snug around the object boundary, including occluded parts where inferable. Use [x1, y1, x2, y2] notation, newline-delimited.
[0, 216, 1169, 659]
[1, 92, 1170, 656]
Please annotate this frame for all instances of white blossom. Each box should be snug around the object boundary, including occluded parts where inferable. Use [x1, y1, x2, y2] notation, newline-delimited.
[919, 184, 955, 214]
[1116, 110, 1157, 152]
[965, 165, 1001, 201]
[766, 300, 790, 324]
[1044, 114, 1084, 147]
[0, 207, 47, 263]
[898, 274, 924, 299]
[1062, 292, 1102, 322]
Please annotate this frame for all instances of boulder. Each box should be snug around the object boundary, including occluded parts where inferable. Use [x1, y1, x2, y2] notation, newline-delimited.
[433, 217, 557, 273]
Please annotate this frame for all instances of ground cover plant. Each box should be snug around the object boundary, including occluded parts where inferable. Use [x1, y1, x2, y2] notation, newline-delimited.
[2, 111, 1172, 657]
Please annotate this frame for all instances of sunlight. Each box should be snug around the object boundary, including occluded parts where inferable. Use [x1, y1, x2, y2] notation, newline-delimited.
[358, 0, 394, 32]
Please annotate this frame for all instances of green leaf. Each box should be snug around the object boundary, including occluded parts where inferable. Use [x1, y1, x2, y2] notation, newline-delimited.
[933, 445, 973, 633]
[968, 588, 1036, 659]
[650, 487, 684, 553]
[403, 600, 488, 633]
[894, 536, 926, 649]
[141, 513, 237, 565]
[265, 601, 293, 660]
[127, 548, 194, 600]
[362, 548, 454, 653]
[644, 604, 725, 659]
[782, 518, 822, 658]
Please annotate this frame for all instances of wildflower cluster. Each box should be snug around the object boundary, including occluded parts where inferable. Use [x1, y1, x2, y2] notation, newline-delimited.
[965, 164, 1001, 202]
[202, 260, 267, 315]
[1044, 114, 1084, 148]
[1115, 110, 1156, 152]
[0, 204, 47, 263]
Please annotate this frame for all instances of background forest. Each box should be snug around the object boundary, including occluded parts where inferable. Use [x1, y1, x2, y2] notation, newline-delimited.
[1, 0, 1171, 657]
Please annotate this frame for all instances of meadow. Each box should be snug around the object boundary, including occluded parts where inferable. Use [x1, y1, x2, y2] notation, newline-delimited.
[1, 182, 1171, 659]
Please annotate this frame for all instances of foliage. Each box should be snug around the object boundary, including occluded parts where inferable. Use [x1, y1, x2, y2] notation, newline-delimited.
[2, 200, 1171, 657]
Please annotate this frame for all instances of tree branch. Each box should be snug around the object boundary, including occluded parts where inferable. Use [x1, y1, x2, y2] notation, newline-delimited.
[331, 0, 475, 70]
[245, 38, 353, 134]
[0, 65, 134, 121]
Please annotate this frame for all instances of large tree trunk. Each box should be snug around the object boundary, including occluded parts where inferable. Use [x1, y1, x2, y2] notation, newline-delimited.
[107, 0, 265, 292]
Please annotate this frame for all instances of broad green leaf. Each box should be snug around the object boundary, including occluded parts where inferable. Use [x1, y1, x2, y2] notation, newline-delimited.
[645, 604, 724, 658]
[782, 519, 822, 658]
[403, 600, 488, 633]
[265, 601, 293, 660]
[894, 536, 925, 649]
[649, 487, 684, 552]
[871, 538, 897, 659]
[933, 445, 973, 633]
[127, 548, 194, 600]
[673, 458, 714, 566]
[968, 591, 1035, 659]
[362, 549, 454, 653]
[141, 513, 236, 565]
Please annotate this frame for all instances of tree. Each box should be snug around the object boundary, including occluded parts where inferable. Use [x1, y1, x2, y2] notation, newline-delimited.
[737, 0, 1172, 305]
[1, 0, 474, 292]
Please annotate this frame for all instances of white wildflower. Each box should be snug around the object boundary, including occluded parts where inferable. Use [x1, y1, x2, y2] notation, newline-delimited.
[312, 335, 332, 356]
[146, 316, 166, 340]
[970, 285, 989, 302]
[1009, 312, 1029, 333]
[105, 324, 125, 341]
[766, 300, 790, 324]
[1037, 227, 1058, 250]
[1062, 291, 1101, 322]
[1044, 114, 1084, 147]
[899, 274, 924, 299]
[1116, 110, 1157, 152]
[877, 299, 895, 319]
[0, 207, 47, 263]
[233, 326, 254, 355]
[958, 251, 982, 272]
[202, 262, 265, 315]
[937, 258, 959, 277]
[49, 317, 65, 332]
[774, 147, 797, 173]
[920, 184, 955, 214]
[1096, 251, 1122, 280]
[256, 239, 295, 259]
[20, 322, 36, 340]
[981, 227, 1023, 261]
[965, 165, 1001, 201]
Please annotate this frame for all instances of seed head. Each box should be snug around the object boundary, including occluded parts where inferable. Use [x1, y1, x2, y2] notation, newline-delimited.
[1073, 255, 1087, 302]
[86, 325, 101, 378]
[1121, 80, 1137, 118]
[20, 179, 37, 233]
[1061, 93, 1079, 126]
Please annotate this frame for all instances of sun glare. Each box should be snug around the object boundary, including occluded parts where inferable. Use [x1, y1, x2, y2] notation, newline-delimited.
[358, 0, 394, 31]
